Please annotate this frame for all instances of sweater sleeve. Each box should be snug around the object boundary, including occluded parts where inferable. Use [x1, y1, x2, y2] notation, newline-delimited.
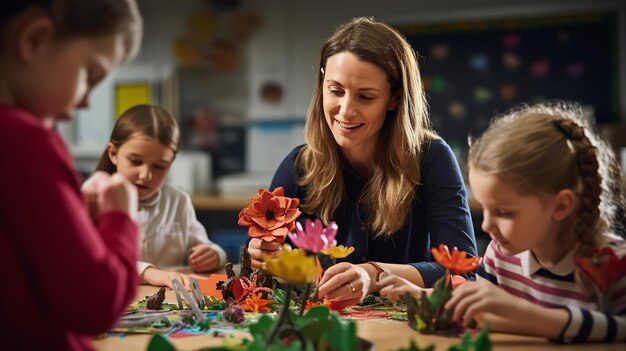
[558, 304, 626, 342]
[558, 244, 626, 343]
[0, 126, 139, 334]
[412, 140, 477, 286]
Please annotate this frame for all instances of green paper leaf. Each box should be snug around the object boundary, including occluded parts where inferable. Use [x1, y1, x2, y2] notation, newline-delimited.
[146, 335, 176, 351]
[303, 305, 331, 319]
[446, 327, 492, 351]
[248, 314, 275, 336]
[429, 274, 452, 309]
[325, 314, 357, 351]
[298, 317, 333, 343]
[473, 326, 492, 351]
[392, 340, 435, 351]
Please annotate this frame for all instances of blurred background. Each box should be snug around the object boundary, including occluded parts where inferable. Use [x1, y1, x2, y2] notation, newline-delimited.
[57, 0, 626, 260]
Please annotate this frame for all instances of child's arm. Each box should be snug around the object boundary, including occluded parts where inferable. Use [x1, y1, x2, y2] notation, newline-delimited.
[445, 280, 568, 339]
[182, 192, 227, 270]
[141, 266, 192, 290]
[2, 130, 139, 333]
[446, 279, 626, 342]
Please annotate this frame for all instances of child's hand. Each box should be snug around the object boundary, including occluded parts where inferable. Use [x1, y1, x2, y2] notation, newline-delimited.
[142, 267, 191, 290]
[445, 279, 519, 327]
[378, 274, 429, 301]
[247, 238, 282, 269]
[189, 244, 219, 272]
[82, 171, 137, 221]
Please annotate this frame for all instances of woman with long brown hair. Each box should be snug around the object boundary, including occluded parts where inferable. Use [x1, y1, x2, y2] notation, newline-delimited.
[248, 17, 476, 309]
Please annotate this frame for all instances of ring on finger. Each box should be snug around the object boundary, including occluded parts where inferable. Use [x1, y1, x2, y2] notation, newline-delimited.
[348, 281, 356, 293]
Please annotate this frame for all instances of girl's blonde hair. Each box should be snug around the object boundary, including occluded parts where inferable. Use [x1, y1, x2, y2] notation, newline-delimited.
[469, 101, 626, 296]
[297, 17, 437, 237]
[96, 104, 180, 174]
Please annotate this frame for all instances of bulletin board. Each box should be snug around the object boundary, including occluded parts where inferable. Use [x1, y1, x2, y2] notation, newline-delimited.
[397, 11, 620, 150]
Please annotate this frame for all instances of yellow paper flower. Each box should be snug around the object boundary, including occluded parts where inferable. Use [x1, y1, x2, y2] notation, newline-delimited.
[322, 245, 355, 259]
[264, 248, 318, 285]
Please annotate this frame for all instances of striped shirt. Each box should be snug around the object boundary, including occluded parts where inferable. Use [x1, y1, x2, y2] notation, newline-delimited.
[477, 240, 626, 343]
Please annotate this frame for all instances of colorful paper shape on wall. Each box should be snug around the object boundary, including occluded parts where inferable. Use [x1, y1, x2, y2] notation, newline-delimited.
[115, 83, 152, 119]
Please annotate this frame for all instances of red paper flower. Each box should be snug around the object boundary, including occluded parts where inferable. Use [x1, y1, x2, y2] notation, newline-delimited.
[574, 246, 626, 293]
[431, 244, 481, 274]
[238, 187, 301, 243]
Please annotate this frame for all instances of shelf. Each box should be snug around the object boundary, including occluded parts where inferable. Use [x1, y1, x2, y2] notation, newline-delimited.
[191, 194, 250, 211]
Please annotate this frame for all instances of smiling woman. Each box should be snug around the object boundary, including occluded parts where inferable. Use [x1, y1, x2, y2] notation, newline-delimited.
[322, 52, 398, 172]
[247, 16, 477, 310]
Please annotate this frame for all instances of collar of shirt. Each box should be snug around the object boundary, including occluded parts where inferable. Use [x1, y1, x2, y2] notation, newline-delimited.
[139, 188, 162, 208]
[520, 248, 576, 277]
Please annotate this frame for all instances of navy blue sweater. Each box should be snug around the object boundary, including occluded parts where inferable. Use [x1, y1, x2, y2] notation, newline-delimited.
[270, 139, 476, 287]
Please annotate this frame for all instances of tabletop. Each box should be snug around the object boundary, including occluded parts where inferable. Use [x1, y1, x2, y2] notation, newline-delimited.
[93, 284, 624, 351]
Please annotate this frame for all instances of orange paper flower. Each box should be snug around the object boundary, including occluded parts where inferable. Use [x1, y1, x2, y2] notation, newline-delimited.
[240, 292, 272, 313]
[431, 244, 481, 274]
[238, 187, 301, 243]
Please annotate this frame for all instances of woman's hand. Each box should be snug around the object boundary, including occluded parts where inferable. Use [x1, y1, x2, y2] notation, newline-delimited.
[247, 238, 282, 269]
[317, 262, 371, 309]
[378, 274, 429, 301]
[142, 267, 192, 290]
[189, 244, 220, 272]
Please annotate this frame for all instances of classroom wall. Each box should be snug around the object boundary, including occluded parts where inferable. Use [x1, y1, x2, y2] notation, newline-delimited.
[64, 0, 626, 175]
[242, 0, 626, 172]
[244, 0, 626, 121]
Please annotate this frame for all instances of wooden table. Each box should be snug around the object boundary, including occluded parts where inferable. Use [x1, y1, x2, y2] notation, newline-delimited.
[93, 284, 623, 351]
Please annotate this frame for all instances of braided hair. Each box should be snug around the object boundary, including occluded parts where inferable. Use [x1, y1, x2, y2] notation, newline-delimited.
[552, 118, 603, 255]
[469, 101, 626, 298]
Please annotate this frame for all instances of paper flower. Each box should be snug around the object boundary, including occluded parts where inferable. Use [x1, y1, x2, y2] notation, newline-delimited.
[405, 244, 482, 335]
[264, 247, 318, 285]
[240, 292, 272, 313]
[322, 245, 355, 260]
[574, 246, 626, 293]
[223, 303, 245, 323]
[431, 244, 481, 274]
[288, 218, 338, 253]
[238, 187, 301, 243]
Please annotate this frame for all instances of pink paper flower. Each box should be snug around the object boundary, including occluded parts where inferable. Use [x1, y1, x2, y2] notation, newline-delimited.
[288, 218, 338, 253]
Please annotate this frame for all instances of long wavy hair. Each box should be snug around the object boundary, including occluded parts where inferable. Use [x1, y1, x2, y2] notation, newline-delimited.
[468, 101, 626, 298]
[96, 104, 180, 174]
[297, 17, 437, 237]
